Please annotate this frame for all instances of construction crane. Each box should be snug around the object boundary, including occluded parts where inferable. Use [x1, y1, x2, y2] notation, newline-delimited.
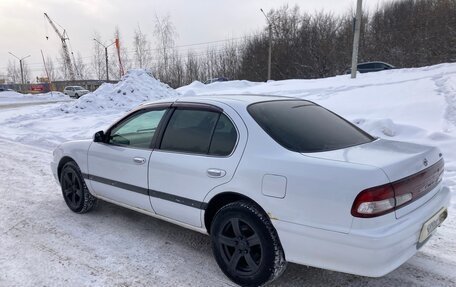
[44, 13, 75, 80]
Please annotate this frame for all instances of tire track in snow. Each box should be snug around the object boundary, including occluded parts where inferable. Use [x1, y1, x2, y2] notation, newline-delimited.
[433, 74, 456, 129]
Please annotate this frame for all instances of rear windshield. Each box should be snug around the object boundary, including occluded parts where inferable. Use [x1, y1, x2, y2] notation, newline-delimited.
[248, 100, 374, 153]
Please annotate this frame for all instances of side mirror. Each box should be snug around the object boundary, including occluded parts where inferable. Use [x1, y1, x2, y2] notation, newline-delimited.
[94, 130, 105, 142]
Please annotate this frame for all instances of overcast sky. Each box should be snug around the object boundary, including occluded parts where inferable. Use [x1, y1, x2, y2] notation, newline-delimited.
[0, 0, 389, 80]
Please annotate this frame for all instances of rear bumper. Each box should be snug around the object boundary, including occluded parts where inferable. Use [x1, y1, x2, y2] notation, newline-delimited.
[273, 185, 450, 277]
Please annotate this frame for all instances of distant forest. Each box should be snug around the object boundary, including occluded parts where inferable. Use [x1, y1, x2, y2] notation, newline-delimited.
[5, 0, 456, 87]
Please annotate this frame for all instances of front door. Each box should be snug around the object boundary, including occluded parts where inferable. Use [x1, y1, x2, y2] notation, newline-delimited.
[87, 107, 167, 212]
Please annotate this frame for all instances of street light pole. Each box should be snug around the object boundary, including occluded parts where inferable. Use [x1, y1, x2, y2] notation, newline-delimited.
[93, 39, 116, 82]
[8, 52, 31, 84]
[260, 8, 272, 81]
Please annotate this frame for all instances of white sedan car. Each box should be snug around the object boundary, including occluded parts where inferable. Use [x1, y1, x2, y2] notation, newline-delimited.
[51, 95, 449, 286]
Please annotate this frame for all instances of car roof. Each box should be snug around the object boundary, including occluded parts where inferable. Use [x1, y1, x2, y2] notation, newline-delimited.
[141, 94, 298, 109]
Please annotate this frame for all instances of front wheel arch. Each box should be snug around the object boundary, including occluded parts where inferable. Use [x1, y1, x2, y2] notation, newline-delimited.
[57, 156, 76, 183]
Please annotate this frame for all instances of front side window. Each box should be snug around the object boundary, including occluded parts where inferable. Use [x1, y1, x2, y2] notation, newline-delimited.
[109, 109, 166, 149]
[248, 100, 374, 153]
[160, 109, 237, 156]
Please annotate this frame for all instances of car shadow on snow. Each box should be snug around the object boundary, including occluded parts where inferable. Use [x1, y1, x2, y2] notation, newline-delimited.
[89, 201, 450, 287]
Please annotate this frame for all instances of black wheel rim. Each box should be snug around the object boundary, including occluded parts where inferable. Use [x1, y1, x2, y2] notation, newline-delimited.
[217, 218, 262, 276]
[61, 168, 83, 210]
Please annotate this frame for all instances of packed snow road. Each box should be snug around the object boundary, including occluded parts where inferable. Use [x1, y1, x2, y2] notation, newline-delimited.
[0, 141, 454, 287]
[1, 66, 456, 286]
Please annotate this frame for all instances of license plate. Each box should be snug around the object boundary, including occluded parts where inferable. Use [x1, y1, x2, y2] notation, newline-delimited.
[418, 208, 448, 243]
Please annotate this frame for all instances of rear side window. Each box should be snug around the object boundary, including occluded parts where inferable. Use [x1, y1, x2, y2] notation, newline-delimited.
[209, 114, 237, 156]
[160, 109, 237, 156]
[248, 100, 374, 153]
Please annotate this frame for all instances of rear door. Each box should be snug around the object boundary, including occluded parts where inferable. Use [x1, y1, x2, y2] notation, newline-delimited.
[87, 105, 169, 212]
[148, 102, 247, 227]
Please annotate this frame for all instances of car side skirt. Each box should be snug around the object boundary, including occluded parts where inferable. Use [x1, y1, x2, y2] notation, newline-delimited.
[81, 173, 208, 210]
[93, 194, 209, 235]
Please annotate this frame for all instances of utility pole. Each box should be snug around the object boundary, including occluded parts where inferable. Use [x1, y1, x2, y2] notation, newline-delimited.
[260, 8, 272, 81]
[351, 0, 363, 79]
[8, 52, 30, 84]
[93, 39, 116, 82]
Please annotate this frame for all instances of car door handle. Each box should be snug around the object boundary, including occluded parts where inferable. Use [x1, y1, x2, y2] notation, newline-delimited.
[133, 157, 146, 165]
[207, 168, 226, 178]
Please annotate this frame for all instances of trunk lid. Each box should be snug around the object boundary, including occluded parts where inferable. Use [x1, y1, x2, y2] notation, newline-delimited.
[304, 139, 444, 218]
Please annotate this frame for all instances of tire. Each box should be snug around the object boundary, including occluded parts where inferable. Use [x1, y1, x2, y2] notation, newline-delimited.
[60, 161, 98, 213]
[211, 201, 287, 287]
[74, 93, 79, 99]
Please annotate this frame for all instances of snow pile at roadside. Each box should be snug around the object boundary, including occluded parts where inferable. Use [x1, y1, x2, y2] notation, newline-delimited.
[0, 69, 178, 148]
[59, 69, 178, 114]
[0, 90, 68, 105]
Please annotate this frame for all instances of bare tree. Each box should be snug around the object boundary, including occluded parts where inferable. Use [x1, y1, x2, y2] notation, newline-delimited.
[21, 59, 31, 83]
[57, 47, 73, 80]
[92, 31, 105, 80]
[153, 13, 177, 81]
[44, 56, 58, 81]
[73, 52, 89, 80]
[185, 50, 200, 83]
[133, 25, 152, 68]
[6, 60, 20, 83]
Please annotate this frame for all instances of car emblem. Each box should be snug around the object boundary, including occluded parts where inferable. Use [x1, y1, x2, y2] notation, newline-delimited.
[423, 158, 428, 167]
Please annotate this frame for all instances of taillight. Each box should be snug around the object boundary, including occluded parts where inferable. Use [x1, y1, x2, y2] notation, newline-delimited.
[351, 184, 395, 218]
[352, 159, 444, 218]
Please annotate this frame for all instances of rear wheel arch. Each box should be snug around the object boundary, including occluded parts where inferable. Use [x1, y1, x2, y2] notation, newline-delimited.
[204, 192, 268, 234]
[210, 199, 287, 286]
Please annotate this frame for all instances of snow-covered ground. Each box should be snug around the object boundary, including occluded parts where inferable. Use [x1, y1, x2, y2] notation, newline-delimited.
[0, 65, 455, 286]
[0, 90, 69, 107]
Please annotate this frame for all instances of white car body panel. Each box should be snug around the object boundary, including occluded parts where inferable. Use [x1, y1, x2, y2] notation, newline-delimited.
[51, 95, 450, 278]
[51, 140, 92, 182]
[87, 143, 154, 213]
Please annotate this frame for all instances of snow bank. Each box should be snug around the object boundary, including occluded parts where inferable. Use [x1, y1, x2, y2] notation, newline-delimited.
[58, 69, 178, 114]
[0, 90, 68, 105]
